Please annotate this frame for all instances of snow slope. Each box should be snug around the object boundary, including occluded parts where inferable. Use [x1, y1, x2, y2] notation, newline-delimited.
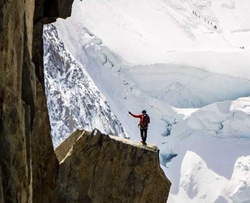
[43, 25, 128, 147]
[54, 18, 250, 142]
[46, 0, 250, 202]
[57, 0, 250, 66]
[163, 97, 250, 203]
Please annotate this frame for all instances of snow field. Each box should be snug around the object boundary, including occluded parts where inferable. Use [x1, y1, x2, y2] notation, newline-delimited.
[53, 0, 250, 202]
[162, 97, 250, 202]
[60, 0, 250, 65]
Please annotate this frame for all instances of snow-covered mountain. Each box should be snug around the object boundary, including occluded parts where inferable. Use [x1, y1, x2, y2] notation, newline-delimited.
[55, 0, 250, 67]
[161, 97, 250, 202]
[44, 0, 250, 202]
[43, 24, 128, 148]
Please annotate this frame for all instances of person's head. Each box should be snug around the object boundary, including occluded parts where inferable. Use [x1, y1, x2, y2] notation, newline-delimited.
[142, 110, 146, 114]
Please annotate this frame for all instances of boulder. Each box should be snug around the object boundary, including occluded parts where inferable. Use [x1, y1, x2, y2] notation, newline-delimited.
[56, 129, 171, 203]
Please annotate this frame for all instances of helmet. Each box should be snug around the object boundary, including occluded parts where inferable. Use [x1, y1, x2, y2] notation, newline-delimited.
[142, 110, 146, 113]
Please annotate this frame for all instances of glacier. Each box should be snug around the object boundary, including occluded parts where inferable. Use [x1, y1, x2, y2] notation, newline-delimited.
[43, 0, 250, 202]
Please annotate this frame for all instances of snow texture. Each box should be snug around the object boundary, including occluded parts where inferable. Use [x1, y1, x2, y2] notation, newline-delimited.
[43, 0, 250, 202]
[43, 24, 128, 148]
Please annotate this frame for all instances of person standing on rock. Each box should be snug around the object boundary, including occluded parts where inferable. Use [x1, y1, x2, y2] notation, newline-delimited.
[128, 110, 150, 145]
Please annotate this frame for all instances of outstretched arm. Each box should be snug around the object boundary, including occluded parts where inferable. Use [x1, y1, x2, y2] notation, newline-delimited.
[128, 112, 141, 118]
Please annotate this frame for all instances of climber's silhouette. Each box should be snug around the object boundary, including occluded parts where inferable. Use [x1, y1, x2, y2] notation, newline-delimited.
[129, 110, 150, 145]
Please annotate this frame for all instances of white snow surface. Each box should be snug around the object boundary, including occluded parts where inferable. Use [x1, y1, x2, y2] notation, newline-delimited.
[43, 25, 128, 148]
[161, 97, 250, 202]
[48, 0, 250, 202]
[57, 0, 250, 68]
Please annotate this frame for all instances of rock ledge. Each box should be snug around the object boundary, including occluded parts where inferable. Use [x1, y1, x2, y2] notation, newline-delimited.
[56, 129, 171, 203]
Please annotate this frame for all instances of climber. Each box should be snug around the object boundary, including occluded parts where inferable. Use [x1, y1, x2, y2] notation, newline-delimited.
[128, 110, 150, 145]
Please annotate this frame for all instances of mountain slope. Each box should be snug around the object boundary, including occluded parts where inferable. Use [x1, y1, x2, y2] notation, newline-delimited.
[54, 20, 250, 144]
[162, 97, 250, 202]
[45, 0, 250, 202]
[43, 24, 128, 147]
[56, 0, 250, 65]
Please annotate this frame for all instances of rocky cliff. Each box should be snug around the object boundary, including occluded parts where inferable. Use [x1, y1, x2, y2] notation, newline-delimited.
[0, 0, 73, 202]
[56, 129, 171, 203]
[0, 1, 171, 202]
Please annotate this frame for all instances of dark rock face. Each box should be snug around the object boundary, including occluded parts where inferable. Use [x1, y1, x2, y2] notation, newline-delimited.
[56, 129, 171, 203]
[0, 0, 73, 202]
[0, 1, 171, 203]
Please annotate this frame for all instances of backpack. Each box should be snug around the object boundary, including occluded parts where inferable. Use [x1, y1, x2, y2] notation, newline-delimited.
[140, 114, 149, 129]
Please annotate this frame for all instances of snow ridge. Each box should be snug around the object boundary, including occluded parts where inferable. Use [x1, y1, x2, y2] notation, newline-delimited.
[45, 0, 250, 202]
[162, 97, 250, 203]
[43, 24, 128, 148]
